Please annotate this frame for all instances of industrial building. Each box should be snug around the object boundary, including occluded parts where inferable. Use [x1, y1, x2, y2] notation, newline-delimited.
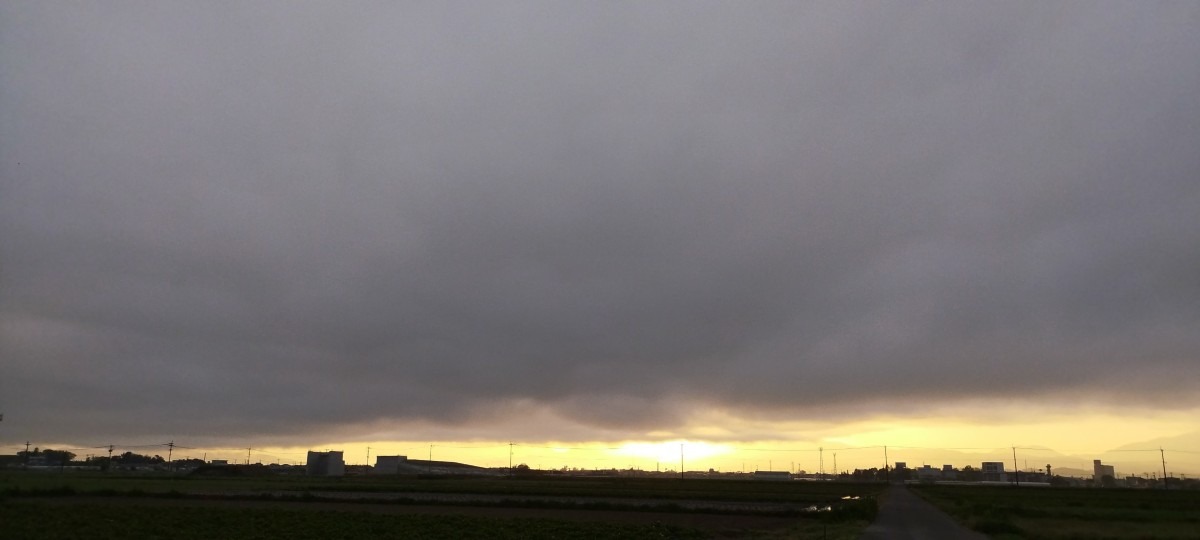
[372, 455, 407, 475]
[370, 454, 497, 476]
[306, 450, 345, 477]
[751, 470, 792, 481]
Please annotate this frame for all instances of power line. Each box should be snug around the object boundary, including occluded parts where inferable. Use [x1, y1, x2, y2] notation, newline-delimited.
[432, 444, 507, 449]
[889, 445, 1003, 451]
[513, 444, 624, 450]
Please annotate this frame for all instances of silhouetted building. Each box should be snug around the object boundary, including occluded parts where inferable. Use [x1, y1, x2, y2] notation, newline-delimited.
[982, 462, 1005, 482]
[752, 470, 791, 481]
[369, 455, 497, 476]
[306, 451, 344, 477]
[1093, 460, 1115, 482]
[373, 455, 407, 474]
[916, 464, 941, 481]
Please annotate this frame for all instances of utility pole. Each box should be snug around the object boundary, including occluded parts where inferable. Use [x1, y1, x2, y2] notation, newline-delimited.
[679, 443, 684, 480]
[246, 447, 251, 465]
[884, 446, 891, 483]
[366, 446, 371, 467]
[508, 442, 514, 474]
[167, 441, 174, 472]
[833, 453, 838, 479]
[1012, 447, 1020, 487]
[1160, 448, 1169, 489]
[819, 447, 824, 480]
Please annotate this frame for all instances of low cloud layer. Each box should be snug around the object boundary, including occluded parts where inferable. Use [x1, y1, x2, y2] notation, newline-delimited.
[2, 2, 1198, 445]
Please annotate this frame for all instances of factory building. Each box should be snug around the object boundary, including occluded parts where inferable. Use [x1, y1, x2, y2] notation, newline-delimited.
[306, 450, 345, 477]
[373, 455, 407, 475]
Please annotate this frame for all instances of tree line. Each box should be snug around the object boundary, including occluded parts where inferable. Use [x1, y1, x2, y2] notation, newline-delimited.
[16, 448, 182, 468]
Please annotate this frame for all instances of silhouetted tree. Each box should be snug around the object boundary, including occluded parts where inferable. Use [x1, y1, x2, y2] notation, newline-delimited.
[115, 451, 165, 464]
[43, 449, 75, 464]
[17, 448, 76, 465]
[850, 468, 888, 482]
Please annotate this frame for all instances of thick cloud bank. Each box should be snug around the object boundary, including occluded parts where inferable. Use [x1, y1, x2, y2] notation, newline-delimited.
[2, 2, 1198, 443]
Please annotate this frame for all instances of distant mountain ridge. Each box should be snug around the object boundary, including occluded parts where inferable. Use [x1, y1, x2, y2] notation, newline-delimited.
[1110, 430, 1200, 452]
[1092, 431, 1200, 478]
[864, 434, 1200, 477]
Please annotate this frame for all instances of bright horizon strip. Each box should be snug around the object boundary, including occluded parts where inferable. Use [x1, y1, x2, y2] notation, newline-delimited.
[17, 409, 1200, 475]
[36, 439, 1198, 477]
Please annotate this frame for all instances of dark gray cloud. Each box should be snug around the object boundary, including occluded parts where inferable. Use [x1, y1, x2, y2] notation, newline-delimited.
[2, 2, 1198, 444]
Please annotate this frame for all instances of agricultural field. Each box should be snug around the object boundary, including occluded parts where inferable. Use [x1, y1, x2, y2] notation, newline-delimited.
[911, 484, 1200, 539]
[0, 471, 882, 539]
[0, 471, 872, 503]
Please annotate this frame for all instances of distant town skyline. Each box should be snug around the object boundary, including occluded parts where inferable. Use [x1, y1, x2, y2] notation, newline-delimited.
[2, 2, 1198, 474]
[7, 430, 1200, 478]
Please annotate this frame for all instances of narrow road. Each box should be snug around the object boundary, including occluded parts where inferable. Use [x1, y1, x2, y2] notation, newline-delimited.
[860, 485, 987, 540]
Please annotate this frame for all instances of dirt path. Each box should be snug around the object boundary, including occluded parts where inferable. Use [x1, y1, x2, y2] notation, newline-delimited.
[859, 485, 986, 540]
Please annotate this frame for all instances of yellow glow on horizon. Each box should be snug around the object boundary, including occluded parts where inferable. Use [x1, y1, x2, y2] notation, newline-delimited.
[613, 440, 732, 465]
[827, 410, 1200, 454]
[90, 405, 1200, 475]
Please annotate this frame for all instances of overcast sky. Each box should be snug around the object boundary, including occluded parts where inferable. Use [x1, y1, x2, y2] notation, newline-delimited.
[2, 2, 1198, 448]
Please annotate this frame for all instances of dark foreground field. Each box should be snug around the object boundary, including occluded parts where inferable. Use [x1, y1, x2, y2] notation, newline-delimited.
[0, 472, 879, 539]
[911, 484, 1200, 539]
